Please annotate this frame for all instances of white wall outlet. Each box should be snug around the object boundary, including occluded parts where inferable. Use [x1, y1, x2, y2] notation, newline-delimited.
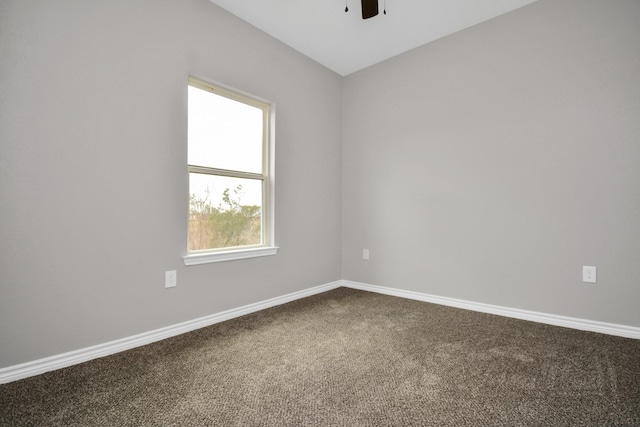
[582, 266, 596, 283]
[362, 249, 370, 260]
[165, 270, 177, 288]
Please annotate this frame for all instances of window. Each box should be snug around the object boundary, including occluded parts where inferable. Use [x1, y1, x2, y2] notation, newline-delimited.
[183, 77, 277, 265]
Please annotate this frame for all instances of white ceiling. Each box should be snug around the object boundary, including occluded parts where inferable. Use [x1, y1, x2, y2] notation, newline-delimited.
[208, 0, 539, 76]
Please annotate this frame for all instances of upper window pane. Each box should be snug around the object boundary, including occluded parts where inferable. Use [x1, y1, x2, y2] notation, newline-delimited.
[188, 85, 263, 174]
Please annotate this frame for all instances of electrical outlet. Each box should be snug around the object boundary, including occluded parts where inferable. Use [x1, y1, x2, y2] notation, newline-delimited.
[165, 270, 177, 288]
[363, 249, 370, 260]
[582, 266, 596, 283]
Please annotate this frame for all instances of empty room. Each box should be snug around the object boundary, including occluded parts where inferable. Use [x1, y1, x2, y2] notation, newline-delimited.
[1, 0, 639, 425]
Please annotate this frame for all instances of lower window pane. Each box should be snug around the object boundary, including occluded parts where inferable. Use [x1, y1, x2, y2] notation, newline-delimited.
[189, 173, 263, 251]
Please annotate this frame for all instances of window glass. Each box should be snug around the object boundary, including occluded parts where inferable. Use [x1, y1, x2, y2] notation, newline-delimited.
[188, 173, 263, 251]
[188, 85, 263, 174]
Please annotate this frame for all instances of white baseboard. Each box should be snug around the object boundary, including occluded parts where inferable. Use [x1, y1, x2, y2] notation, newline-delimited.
[0, 281, 342, 384]
[341, 280, 640, 340]
[2, 279, 637, 384]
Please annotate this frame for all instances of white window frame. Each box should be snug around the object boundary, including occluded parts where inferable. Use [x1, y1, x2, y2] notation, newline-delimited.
[183, 77, 277, 266]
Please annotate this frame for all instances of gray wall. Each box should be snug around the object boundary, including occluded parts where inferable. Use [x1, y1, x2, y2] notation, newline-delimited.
[342, 0, 640, 326]
[0, 0, 343, 368]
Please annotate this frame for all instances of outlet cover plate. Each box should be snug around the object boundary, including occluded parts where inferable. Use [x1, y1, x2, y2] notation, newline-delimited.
[582, 266, 596, 283]
[165, 270, 177, 288]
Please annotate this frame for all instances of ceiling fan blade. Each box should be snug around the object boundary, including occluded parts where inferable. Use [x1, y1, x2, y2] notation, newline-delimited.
[361, 0, 379, 19]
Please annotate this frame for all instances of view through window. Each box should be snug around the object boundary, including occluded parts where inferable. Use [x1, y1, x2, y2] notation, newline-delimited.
[187, 78, 271, 254]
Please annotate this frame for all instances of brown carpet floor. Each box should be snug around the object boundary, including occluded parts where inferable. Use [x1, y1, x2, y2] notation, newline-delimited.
[1, 287, 639, 426]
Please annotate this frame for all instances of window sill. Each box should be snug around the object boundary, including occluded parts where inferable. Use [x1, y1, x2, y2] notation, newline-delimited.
[183, 246, 279, 266]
